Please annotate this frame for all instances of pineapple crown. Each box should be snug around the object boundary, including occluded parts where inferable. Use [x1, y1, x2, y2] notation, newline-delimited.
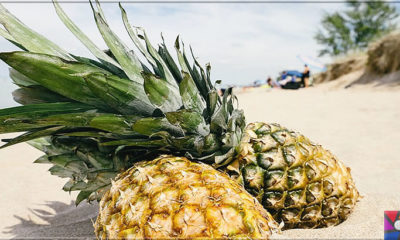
[0, 1, 245, 203]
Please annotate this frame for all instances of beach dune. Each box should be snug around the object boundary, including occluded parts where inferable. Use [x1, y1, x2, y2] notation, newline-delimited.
[1, 86, 399, 239]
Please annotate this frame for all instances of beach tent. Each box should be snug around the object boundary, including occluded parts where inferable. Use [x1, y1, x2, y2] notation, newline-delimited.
[284, 70, 303, 78]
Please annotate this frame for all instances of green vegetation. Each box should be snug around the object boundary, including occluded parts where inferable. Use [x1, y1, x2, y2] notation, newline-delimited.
[315, 0, 398, 56]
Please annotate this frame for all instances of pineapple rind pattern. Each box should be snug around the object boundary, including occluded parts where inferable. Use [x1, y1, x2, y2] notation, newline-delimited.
[95, 155, 278, 239]
[235, 122, 359, 228]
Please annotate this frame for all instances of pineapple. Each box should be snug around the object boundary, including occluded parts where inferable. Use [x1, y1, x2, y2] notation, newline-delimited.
[0, 0, 359, 233]
[94, 155, 278, 239]
[232, 122, 359, 228]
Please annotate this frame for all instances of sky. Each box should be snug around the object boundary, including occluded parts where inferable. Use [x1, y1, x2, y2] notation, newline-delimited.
[0, 1, 396, 108]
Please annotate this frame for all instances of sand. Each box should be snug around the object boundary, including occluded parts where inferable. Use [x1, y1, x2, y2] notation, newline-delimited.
[1, 85, 399, 239]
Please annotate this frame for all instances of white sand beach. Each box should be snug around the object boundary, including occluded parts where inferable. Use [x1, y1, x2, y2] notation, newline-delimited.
[1, 85, 399, 239]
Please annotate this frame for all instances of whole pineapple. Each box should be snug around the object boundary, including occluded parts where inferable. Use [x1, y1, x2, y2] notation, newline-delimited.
[0, 0, 358, 232]
[233, 122, 359, 228]
[95, 155, 278, 239]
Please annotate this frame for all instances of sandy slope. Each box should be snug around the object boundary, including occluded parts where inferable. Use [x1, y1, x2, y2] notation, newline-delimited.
[1, 86, 399, 239]
[239, 87, 400, 239]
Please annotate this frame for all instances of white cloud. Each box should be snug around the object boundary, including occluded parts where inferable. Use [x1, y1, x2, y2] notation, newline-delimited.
[0, 2, 344, 107]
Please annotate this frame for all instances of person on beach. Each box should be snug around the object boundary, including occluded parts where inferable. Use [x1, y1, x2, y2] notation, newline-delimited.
[267, 77, 281, 88]
[278, 71, 297, 86]
[301, 64, 310, 87]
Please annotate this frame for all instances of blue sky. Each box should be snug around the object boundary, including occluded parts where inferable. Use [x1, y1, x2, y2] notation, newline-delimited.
[0, 1, 397, 108]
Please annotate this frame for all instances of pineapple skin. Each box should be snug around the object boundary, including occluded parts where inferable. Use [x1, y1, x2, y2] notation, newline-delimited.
[95, 155, 278, 239]
[232, 122, 359, 229]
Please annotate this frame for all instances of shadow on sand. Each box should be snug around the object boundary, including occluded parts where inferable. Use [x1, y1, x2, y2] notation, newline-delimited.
[4, 201, 98, 239]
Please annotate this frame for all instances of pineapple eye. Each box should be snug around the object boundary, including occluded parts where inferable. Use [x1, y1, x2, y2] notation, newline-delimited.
[305, 164, 316, 180]
[284, 154, 296, 167]
[271, 130, 295, 146]
[339, 198, 354, 218]
[298, 143, 311, 157]
[257, 135, 279, 151]
[264, 170, 285, 190]
[262, 191, 284, 209]
[323, 180, 334, 195]
[316, 159, 329, 174]
[306, 192, 316, 203]
[256, 153, 273, 169]
[271, 131, 288, 145]
[301, 204, 321, 221]
[255, 124, 271, 136]
[321, 197, 339, 217]
[258, 148, 286, 170]
[287, 167, 307, 189]
[269, 123, 282, 132]
[306, 182, 322, 204]
[285, 190, 304, 208]
[322, 217, 340, 227]
[252, 141, 263, 152]
[281, 208, 301, 223]
[341, 197, 354, 208]
[242, 164, 264, 191]
[283, 145, 301, 167]
[322, 206, 332, 217]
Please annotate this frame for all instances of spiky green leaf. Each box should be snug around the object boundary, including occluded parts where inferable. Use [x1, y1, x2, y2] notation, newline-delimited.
[0, 4, 72, 60]
[49, 165, 74, 178]
[12, 86, 71, 105]
[208, 90, 219, 118]
[89, 114, 138, 135]
[0, 52, 110, 108]
[100, 138, 166, 147]
[159, 35, 182, 82]
[34, 155, 51, 164]
[53, 0, 121, 69]
[175, 37, 191, 74]
[76, 191, 92, 205]
[119, 4, 157, 68]
[91, 5, 143, 84]
[179, 72, 206, 113]
[0, 126, 64, 149]
[165, 110, 209, 136]
[132, 117, 184, 137]
[138, 29, 179, 90]
[142, 72, 182, 112]
[85, 73, 155, 116]
[0, 104, 137, 135]
[9, 68, 37, 87]
[0, 102, 94, 121]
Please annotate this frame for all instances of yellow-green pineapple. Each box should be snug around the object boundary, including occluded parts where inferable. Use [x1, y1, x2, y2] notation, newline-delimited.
[233, 122, 359, 228]
[95, 155, 278, 239]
